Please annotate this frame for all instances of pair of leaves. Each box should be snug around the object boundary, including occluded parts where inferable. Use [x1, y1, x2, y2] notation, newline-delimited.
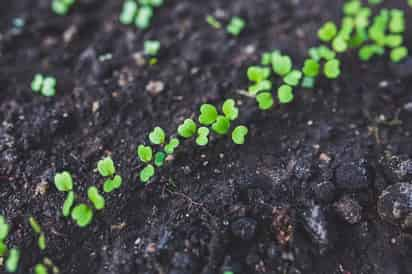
[97, 157, 116, 177]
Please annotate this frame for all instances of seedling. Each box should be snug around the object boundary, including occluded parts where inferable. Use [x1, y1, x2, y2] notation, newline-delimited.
[343, 0, 361, 16]
[5, 248, 20, 272]
[120, 1, 138, 24]
[358, 44, 384, 61]
[278, 85, 294, 104]
[135, 6, 154, 29]
[144, 40, 161, 56]
[140, 164, 155, 183]
[0, 215, 9, 241]
[154, 152, 166, 167]
[302, 59, 320, 77]
[272, 53, 292, 76]
[324, 59, 341, 79]
[199, 104, 218, 125]
[283, 70, 302, 86]
[332, 35, 348, 53]
[211, 116, 231, 135]
[256, 92, 273, 110]
[178, 119, 197, 138]
[103, 175, 122, 193]
[31, 74, 57, 97]
[71, 204, 93, 227]
[137, 145, 153, 162]
[390, 46, 408, 63]
[97, 157, 116, 177]
[149, 126, 166, 144]
[389, 9, 405, 33]
[248, 80, 272, 95]
[222, 99, 239, 121]
[63, 191, 75, 217]
[232, 126, 248, 145]
[196, 127, 210, 146]
[308, 46, 336, 61]
[52, 0, 75, 15]
[29, 217, 47, 250]
[139, 0, 163, 7]
[247, 66, 270, 83]
[87, 186, 105, 210]
[301, 77, 315, 88]
[164, 138, 179, 154]
[35, 264, 48, 274]
[54, 171, 73, 192]
[318, 22, 337, 42]
[206, 15, 222, 29]
[226, 16, 246, 36]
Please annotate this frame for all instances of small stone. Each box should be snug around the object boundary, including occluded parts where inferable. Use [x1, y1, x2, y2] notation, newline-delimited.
[378, 183, 412, 227]
[334, 196, 362, 224]
[34, 181, 49, 196]
[335, 159, 372, 191]
[231, 217, 257, 241]
[146, 80, 165, 96]
[301, 205, 329, 250]
[313, 181, 336, 203]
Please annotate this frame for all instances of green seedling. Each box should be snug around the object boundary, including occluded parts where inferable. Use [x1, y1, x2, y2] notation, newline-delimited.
[256, 92, 273, 110]
[199, 104, 218, 125]
[278, 85, 294, 104]
[318, 21, 337, 42]
[87, 186, 105, 210]
[272, 53, 292, 76]
[97, 157, 116, 177]
[0, 242, 7, 256]
[135, 6, 153, 29]
[232, 125, 248, 145]
[31, 74, 57, 97]
[301, 77, 315, 88]
[283, 70, 302, 86]
[369, 9, 389, 45]
[343, 0, 361, 16]
[52, 0, 75, 15]
[5, 248, 20, 272]
[196, 127, 210, 146]
[71, 204, 93, 227]
[144, 40, 161, 56]
[0, 215, 9, 241]
[63, 191, 75, 217]
[389, 9, 405, 33]
[29, 217, 42, 234]
[302, 59, 320, 77]
[178, 119, 197, 138]
[38, 234, 46, 251]
[368, 0, 382, 4]
[222, 99, 239, 120]
[324, 59, 341, 79]
[154, 152, 166, 167]
[261, 52, 273, 65]
[247, 66, 270, 82]
[54, 171, 73, 192]
[390, 46, 408, 63]
[248, 80, 272, 95]
[206, 15, 222, 29]
[103, 175, 122, 193]
[226, 16, 245, 36]
[35, 264, 48, 274]
[120, 0, 138, 24]
[309, 46, 336, 61]
[139, 0, 164, 7]
[149, 126, 166, 145]
[164, 138, 179, 154]
[140, 164, 155, 183]
[358, 44, 384, 61]
[137, 145, 153, 163]
[332, 36, 348, 53]
[212, 116, 231, 135]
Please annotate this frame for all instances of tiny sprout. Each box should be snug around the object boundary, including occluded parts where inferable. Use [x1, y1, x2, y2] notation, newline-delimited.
[137, 145, 153, 163]
[178, 119, 197, 138]
[226, 16, 246, 36]
[0, 215, 10, 241]
[324, 59, 341, 79]
[144, 40, 161, 56]
[103, 175, 122, 193]
[149, 126, 166, 145]
[206, 15, 222, 29]
[211, 116, 231, 135]
[52, 0, 75, 15]
[232, 125, 248, 145]
[256, 92, 273, 110]
[389, 9, 405, 33]
[140, 164, 155, 183]
[135, 6, 153, 29]
[309, 46, 336, 61]
[272, 53, 292, 76]
[87, 186, 105, 210]
[318, 22, 337, 42]
[384, 35, 403, 48]
[247, 66, 270, 82]
[301, 77, 315, 88]
[29, 217, 42, 234]
[283, 70, 302, 86]
[332, 36, 348, 53]
[302, 59, 320, 77]
[164, 138, 179, 154]
[63, 191, 75, 217]
[196, 127, 210, 146]
[31, 74, 57, 96]
[71, 204, 93, 227]
[343, 0, 361, 16]
[390, 47, 408, 63]
[38, 233, 46, 250]
[222, 99, 239, 121]
[31, 74, 44, 92]
[97, 157, 116, 177]
[0, 242, 6, 256]
[154, 152, 166, 167]
[261, 52, 273, 65]
[248, 80, 272, 95]
[120, 0, 138, 25]
[199, 104, 218, 125]
[368, 0, 382, 4]
[278, 85, 294, 104]
[54, 171, 73, 192]
[358, 45, 384, 61]
[5, 248, 20, 272]
[35, 264, 48, 274]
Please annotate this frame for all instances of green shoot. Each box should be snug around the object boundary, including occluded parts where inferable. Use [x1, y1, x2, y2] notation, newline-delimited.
[52, 0, 75, 15]
[97, 157, 116, 177]
[149, 126, 166, 145]
[196, 127, 210, 146]
[38, 233, 46, 250]
[144, 40, 161, 56]
[63, 191, 75, 217]
[120, 1, 138, 25]
[389, 9, 405, 33]
[358, 44, 384, 61]
[247, 66, 270, 82]
[199, 104, 218, 125]
[140, 164, 155, 183]
[71, 204, 93, 227]
[343, 0, 361, 16]
[211, 116, 231, 135]
[5, 248, 20, 272]
[54, 171, 73, 192]
[35, 264, 48, 274]
[256, 92, 273, 110]
[277, 85, 294, 104]
[206, 15, 222, 29]
[135, 6, 153, 29]
[0, 215, 10, 241]
[272, 53, 292, 76]
[226, 16, 246, 36]
[178, 119, 197, 138]
[139, 0, 164, 7]
[318, 22, 337, 42]
[164, 138, 179, 154]
[87, 186, 105, 210]
[332, 36, 348, 53]
[232, 126, 248, 145]
[31, 74, 57, 97]
[103, 175, 122, 193]
[29, 217, 42, 234]
[302, 59, 320, 77]
[137, 145, 153, 163]
[390, 47, 408, 63]
[283, 70, 302, 86]
[301, 77, 315, 88]
[324, 59, 341, 79]
[154, 152, 166, 167]
[248, 80, 272, 95]
[222, 99, 239, 120]
[0, 242, 7, 256]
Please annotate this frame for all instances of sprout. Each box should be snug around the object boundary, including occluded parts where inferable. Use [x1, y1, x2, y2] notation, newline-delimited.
[256, 92, 273, 110]
[29, 217, 42, 234]
[35, 264, 48, 274]
[140, 164, 155, 183]
[144, 40, 161, 56]
[31, 74, 57, 97]
[277, 85, 294, 104]
[247, 66, 270, 82]
[211, 116, 231, 135]
[5, 248, 20, 272]
[272, 53, 292, 76]
[283, 70, 302, 86]
[199, 104, 218, 125]
[343, 0, 361, 16]
[137, 145, 153, 163]
[0, 215, 10, 241]
[178, 119, 197, 138]
[318, 22, 337, 42]
[87, 186, 105, 210]
[369, 9, 389, 45]
[38, 233, 46, 250]
[103, 175, 122, 193]
[149, 126, 166, 145]
[139, 0, 164, 7]
[54, 171, 73, 192]
[301, 77, 315, 88]
[390, 47, 408, 63]
[31, 74, 44, 92]
[63, 191, 75, 217]
[248, 80, 272, 95]
[206, 15, 222, 29]
[154, 152, 166, 167]
[302, 59, 320, 77]
[120, 1, 138, 25]
[389, 9, 405, 33]
[0, 242, 6, 256]
[384, 35, 403, 48]
[196, 127, 210, 146]
[135, 6, 153, 29]
[222, 99, 239, 121]
[309, 46, 336, 61]
[332, 36, 348, 53]
[358, 44, 384, 61]
[324, 59, 341, 79]
[232, 126, 248, 145]
[164, 138, 179, 154]
[52, 0, 75, 15]
[97, 157, 116, 177]
[226, 16, 246, 36]
[71, 204, 93, 227]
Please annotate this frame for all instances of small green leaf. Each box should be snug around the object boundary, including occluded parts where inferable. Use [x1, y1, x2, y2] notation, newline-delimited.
[41, 77, 56, 97]
[332, 36, 348, 53]
[199, 104, 218, 125]
[31, 74, 44, 92]
[232, 125, 248, 145]
[87, 186, 105, 210]
[248, 80, 272, 95]
[391, 47, 408, 63]
[119, 1, 138, 25]
[256, 92, 273, 110]
[302, 59, 320, 77]
[178, 119, 197, 138]
[137, 145, 153, 163]
[63, 191, 75, 217]
[196, 127, 210, 146]
[283, 70, 302, 86]
[226, 16, 246, 36]
[301, 77, 315, 88]
[247, 66, 270, 82]
[343, 0, 361, 15]
[0, 216, 9, 241]
[103, 175, 122, 193]
[29, 216, 42, 234]
[211, 116, 231, 135]
[54, 171, 73, 192]
[164, 138, 180, 154]
[324, 59, 341, 79]
[0, 242, 7, 256]
[272, 53, 292, 76]
[278, 85, 294, 104]
[149, 127, 166, 145]
[97, 157, 116, 177]
[71, 204, 93, 227]
[144, 40, 161, 56]
[318, 22, 337, 42]
[154, 152, 166, 167]
[206, 15, 222, 29]
[222, 99, 239, 121]
[5, 248, 20, 272]
[38, 233, 46, 250]
[140, 164, 155, 183]
[34, 263, 48, 274]
[135, 6, 153, 29]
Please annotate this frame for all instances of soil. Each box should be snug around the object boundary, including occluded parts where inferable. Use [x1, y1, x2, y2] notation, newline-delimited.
[1, 0, 412, 273]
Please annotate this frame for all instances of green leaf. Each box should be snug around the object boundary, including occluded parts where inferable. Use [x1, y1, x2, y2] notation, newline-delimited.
[63, 191, 75, 217]
[332, 36, 348, 53]
[41, 77, 56, 97]
[301, 77, 315, 88]
[178, 119, 197, 138]
[247, 66, 270, 82]
[0, 216, 9, 241]
[343, 0, 361, 16]
[144, 40, 161, 56]
[318, 21, 337, 42]
[38, 233, 46, 250]
[135, 6, 153, 29]
[31, 74, 44, 92]
[283, 70, 302, 86]
[389, 9, 405, 33]
[232, 125, 248, 145]
[149, 127, 166, 145]
[358, 44, 384, 61]
[199, 104, 218, 125]
[0, 242, 7, 256]
[87, 186, 105, 210]
[137, 145, 153, 163]
[103, 175, 122, 193]
[278, 85, 294, 104]
[222, 99, 239, 120]
[34, 263, 48, 274]
[140, 164, 155, 183]
[226, 16, 246, 36]
[154, 152, 166, 167]
[211, 116, 231, 135]
[29, 216, 42, 234]
[196, 127, 210, 146]
[302, 59, 320, 77]
[390, 47, 408, 63]
[97, 157, 116, 177]
[71, 204, 93, 227]
[164, 138, 180, 154]
[54, 171, 73, 192]
[119, 1, 138, 25]
[248, 80, 272, 95]
[256, 92, 273, 110]
[324, 59, 341, 79]
[272, 53, 292, 76]
[5, 248, 20, 272]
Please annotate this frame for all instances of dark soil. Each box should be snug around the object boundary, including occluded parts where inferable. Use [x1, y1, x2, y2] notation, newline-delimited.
[2, 0, 412, 273]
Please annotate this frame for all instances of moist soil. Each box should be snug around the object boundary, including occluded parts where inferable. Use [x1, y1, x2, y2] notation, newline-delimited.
[1, 0, 412, 273]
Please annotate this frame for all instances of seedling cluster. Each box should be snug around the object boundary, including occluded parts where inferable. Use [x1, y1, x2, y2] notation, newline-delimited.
[206, 15, 246, 36]
[52, 0, 75, 15]
[0, 216, 20, 273]
[31, 74, 57, 97]
[120, 0, 164, 29]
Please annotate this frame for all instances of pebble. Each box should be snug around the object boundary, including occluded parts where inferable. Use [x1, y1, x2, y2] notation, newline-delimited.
[301, 205, 329, 249]
[313, 181, 336, 203]
[146, 80, 165, 96]
[231, 217, 257, 241]
[335, 159, 372, 191]
[334, 196, 362, 224]
[378, 183, 412, 228]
